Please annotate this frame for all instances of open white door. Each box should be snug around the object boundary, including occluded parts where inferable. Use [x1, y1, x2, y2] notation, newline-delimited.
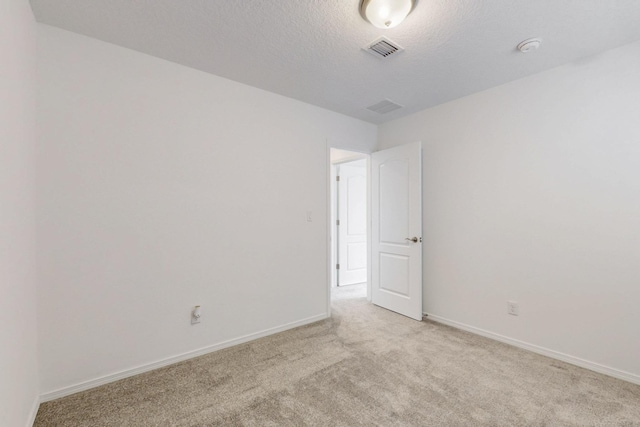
[371, 142, 422, 320]
[337, 160, 367, 286]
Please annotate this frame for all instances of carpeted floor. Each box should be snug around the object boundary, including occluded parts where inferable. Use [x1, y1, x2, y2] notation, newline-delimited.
[35, 284, 640, 426]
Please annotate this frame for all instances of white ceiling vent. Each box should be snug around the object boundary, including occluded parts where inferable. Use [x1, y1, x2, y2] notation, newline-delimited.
[366, 99, 404, 114]
[363, 36, 404, 59]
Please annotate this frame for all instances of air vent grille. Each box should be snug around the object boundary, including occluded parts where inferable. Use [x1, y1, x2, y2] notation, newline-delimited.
[364, 37, 404, 59]
[366, 99, 404, 114]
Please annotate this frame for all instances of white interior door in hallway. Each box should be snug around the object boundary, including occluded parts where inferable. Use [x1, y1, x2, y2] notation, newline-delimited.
[371, 142, 423, 320]
[337, 159, 367, 286]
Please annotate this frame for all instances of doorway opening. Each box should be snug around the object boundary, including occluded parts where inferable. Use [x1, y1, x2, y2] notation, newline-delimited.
[327, 142, 422, 320]
[330, 148, 369, 303]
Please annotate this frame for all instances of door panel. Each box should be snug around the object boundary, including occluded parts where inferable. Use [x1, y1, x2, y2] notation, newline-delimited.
[347, 174, 366, 235]
[338, 160, 367, 286]
[379, 159, 410, 244]
[347, 242, 367, 270]
[372, 142, 422, 320]
[379, 253, 410, 296]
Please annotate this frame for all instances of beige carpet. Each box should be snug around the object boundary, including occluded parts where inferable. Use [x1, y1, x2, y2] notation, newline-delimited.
[35, 284, 640, 426]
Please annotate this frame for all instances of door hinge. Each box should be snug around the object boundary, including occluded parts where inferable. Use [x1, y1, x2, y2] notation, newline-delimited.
[336, 263, 340, 270]
[336, 175, 340, 182]
[336, 219, 340, 226]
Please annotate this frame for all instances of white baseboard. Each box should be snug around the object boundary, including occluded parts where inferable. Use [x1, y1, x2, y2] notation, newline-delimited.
[426, 313, 640, 386]
[40, 313, 328, 402]
[27, 395, 40, 427]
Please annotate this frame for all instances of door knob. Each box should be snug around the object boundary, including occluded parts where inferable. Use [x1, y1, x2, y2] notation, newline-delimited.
[405, 237, 419, 243]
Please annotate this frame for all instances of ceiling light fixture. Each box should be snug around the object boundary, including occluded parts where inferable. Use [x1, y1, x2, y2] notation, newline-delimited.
[360, 0, 416, 29]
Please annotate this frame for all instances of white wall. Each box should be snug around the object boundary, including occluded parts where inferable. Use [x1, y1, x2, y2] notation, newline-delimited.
[378, 39, 640, 381]
[36, 25, 376, 396]
[0, 0, 40, 425]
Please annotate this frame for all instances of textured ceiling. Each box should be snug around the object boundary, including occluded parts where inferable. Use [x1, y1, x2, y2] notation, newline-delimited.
[30, 0, 640, 124]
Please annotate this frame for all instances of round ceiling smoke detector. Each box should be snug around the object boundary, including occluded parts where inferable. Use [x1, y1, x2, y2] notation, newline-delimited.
[518, 38, 542, 53]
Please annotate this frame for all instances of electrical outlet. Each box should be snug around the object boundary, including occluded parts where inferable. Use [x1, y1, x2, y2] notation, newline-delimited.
[191, 305, 201, 324]
[507, 301, 519, 316]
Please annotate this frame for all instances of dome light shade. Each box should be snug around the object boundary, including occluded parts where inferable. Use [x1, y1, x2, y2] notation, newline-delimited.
[360, 0, 415, 29]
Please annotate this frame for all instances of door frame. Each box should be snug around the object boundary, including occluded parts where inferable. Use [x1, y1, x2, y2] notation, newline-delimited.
[326, 145, 372, 317]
